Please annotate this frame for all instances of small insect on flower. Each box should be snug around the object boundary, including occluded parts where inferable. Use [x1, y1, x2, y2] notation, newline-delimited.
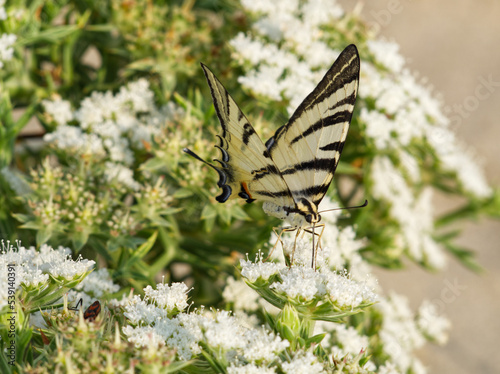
[69, 298, 101, 321]
[84, 300, 101, 322]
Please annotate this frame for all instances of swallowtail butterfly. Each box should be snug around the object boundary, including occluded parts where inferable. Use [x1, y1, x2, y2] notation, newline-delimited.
[184, 45, 360, 265]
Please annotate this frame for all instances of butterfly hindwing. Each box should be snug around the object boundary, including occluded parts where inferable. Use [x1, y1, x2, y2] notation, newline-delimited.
[200, 64, 295, 210]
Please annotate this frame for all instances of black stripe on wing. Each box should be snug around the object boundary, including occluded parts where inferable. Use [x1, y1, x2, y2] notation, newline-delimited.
[280, 158, 337, 175]
[289, 110, 352, 145]
[253, 182, 330, 199]
[266, 45, 360, 153]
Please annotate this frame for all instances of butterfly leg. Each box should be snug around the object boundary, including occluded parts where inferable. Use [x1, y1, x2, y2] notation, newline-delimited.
[303, 224, 325, 270]
[289, 227, 302, 266]
[264, 226, 299, 266]
[264, 227, 285, 262]
[265, 226, 295, 264]
[313, 224, 325, 270]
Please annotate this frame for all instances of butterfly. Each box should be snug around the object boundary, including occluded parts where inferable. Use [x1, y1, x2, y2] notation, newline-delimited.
[184, 44, 360, 266]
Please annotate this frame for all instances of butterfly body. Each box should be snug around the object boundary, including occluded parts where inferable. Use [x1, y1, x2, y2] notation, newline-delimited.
[185, 44, 360, 232]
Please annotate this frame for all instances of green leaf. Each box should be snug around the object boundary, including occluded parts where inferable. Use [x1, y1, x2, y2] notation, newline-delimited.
[443, 242, 482, 273]
[123, 231, 158, 269]
[201, 204, 216, 220]
[141, 157, 170, 173]
[306, 333, 326, 346]
[18, 25, 80, 45]
[217, 204, 231, 226]
[36, 228, 53, 246]
[72, 230, 90, 252]
[173, 188, 195, 199]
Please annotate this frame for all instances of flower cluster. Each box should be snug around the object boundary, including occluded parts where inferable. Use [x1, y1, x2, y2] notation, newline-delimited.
[120, 282, 290, 370]
[0, 240, 95, 309]
[0, 0, 16, 69]
[42, 79, 165, 190]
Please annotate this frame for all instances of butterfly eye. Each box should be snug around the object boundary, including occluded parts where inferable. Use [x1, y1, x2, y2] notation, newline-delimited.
[305, 214, 313, 224]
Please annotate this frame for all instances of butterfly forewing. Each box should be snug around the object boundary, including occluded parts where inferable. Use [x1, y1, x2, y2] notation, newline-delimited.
[266, 45, 360, 209]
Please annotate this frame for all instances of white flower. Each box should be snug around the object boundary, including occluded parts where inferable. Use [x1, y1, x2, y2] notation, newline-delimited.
[360, 108, 396, 149]
[377, 292, 425, 372]
[104, 162, 140, 191]
[371, 157, 447, 268]
[240, 254, 281, 282]
[416, 300, 451, 345]
[143, 282, 190, 312]
[281, 351, 325, 374]
[0, 241, 95, 308]
[223, 276, 261, 312]
[378, 362, 402, 374]
[44, 125, 106, 159]
[367, 39, 405, 73]
[228, 364, 276, 374]
[0, 33, 16, 68]
[329, 323, 370, 357]
[42, 97, 73, 126]
[256, 263, 377, 307]
[242, 328, 289, 362]
[0, 0, 6, 21]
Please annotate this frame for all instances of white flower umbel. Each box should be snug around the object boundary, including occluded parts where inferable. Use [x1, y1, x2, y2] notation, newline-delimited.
[0, 240, 95, 309]
[281, 351, 325, 374]
[223, 276, 261, 312]
[242, 328, 289, 363]
[0, 32, 16, 68]
[371, 157, 446, 269]
[416, 300, 451, 345]
[122, 284, 288, 365]
[235, 0, 492, 201]
[143, 282, 190, 313]
[232, 1, 347, 114]
[42, 79, 179, 190]
[329, 323, 370, 358]
[377, 292, 426, 373]
[240, 251, 281, 283]
[104, 162, 140, 191]
[123, 282, 190, 325]
[42, 96, 74, 126]
[359, 45, 492, 199]
[228, 363, 277, 374]
[366, 40, 405, 73]
[240, 253, 376, 322]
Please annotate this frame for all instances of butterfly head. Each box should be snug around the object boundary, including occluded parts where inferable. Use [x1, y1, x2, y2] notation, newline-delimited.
[296, 198, 321, 226]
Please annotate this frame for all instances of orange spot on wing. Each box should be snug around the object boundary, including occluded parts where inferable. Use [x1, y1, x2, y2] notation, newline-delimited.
[241, 182, 253, 199]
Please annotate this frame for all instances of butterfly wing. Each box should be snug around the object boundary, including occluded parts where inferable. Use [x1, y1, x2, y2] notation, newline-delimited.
[266, 44, 360, 211]
[198, 64, 295, 213]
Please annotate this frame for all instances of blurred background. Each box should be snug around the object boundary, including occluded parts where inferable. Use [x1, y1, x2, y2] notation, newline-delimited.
[338, 1, 500, 373]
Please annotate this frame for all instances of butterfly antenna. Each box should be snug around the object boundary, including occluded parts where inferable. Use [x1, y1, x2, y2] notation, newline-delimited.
[319, 199, 368, 215]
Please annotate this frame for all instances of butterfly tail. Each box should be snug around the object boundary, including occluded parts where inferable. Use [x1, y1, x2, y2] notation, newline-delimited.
[183, 148, 232, 202]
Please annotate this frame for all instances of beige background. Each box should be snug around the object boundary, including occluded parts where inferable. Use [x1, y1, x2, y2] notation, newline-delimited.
[337, 1, 500, 373]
